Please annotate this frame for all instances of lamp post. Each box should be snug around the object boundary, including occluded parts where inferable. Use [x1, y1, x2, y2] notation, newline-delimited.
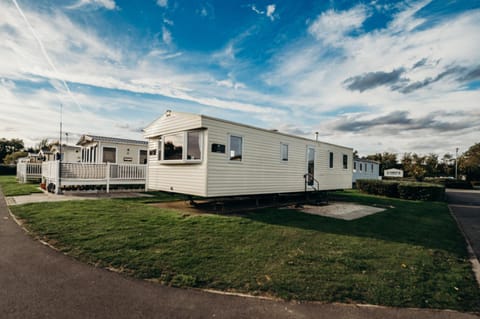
[58, 104, 63, 194]
[455, 147, 459, 180]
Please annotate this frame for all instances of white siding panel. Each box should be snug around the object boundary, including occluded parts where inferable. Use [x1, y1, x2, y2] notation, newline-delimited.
[144, 112, 202, 138]
[204, 118, 352, 197]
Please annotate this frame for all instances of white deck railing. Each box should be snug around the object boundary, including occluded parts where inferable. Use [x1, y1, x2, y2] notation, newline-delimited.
[16, 163, 42, 183]
[41, 161, 146, 193]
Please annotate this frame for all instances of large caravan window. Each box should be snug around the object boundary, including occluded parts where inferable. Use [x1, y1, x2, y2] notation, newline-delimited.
[160, 131, 203, 162]
[103, 147, 116, 163]
[187, 131, 202, 160]
[229, 135, 243, 161]
[281, 143, 288, 161]
[164, 133, 183, 160]
[343, 154, 348, 169]
[329, 152, 334, 168]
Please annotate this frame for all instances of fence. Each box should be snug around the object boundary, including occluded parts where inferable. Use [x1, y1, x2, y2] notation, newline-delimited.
[16, 163, 42, 183]
[42, 161, 147, 194]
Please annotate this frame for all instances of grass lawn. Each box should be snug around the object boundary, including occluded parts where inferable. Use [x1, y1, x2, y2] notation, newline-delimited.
[0, 175, 42, 196]
[10, 191, 480, 312]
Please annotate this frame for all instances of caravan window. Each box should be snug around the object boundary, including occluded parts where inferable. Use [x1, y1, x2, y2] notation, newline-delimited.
[103, 147, 116, 163]
[281, 143, 288, 161]
[187, 131, 202, 160]
[160, 131, 203, 162]
[343, 154, 348, 169]
[229, 135, 243, 161]
[164, 133, 183, 160]
[329, 152, 334, 168]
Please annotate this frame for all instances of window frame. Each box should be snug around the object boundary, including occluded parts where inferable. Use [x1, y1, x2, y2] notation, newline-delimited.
[159, 130, 203, 164]
[102, 146, 117, 163]
[329, 151, 334, 169]
[280, 143, 289, 162]
[343, 154, 348, 170]
[228, 134, 243, 162]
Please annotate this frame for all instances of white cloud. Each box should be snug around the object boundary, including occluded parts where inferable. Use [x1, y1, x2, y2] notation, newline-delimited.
[250, 5, 263, 15]
[162, 26, 172, 45]
[308, 5, 369, 44]
[156, 0, 168, 8]
[266, 4, 276, 21]
[66, 0, 117, 10]
[250, 3, 277, 21]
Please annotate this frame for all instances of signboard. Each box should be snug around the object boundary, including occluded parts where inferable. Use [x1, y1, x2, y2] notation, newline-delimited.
[211, 143, 226, 153]
[123, 157, 133, 162]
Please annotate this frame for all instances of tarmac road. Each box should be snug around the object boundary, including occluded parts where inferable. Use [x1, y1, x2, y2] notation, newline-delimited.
[447, 189, 480, 259]
[1, 190, 478, 319]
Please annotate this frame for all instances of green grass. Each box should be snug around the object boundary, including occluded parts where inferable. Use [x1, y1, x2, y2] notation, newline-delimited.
[0, 175, 42, 196]
[10, 191, 480, 312]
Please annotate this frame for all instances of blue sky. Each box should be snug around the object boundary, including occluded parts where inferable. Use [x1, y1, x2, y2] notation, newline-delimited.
[1, 0, 479, 156]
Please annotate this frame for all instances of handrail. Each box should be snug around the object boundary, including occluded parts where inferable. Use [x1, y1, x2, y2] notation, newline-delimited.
[303, 173, 319, 192]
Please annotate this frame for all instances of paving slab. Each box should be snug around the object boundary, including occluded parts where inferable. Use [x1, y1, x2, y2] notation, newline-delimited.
[6, 191, 152, 206]
[296, 202, 386, 220]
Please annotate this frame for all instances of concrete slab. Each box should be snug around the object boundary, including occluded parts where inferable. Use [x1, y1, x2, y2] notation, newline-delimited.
[296, 202, 386, 220]
[6, 192, 152, 206]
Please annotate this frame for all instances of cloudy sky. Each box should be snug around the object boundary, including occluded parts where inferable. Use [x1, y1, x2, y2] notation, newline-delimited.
[1, 0, 479, 156]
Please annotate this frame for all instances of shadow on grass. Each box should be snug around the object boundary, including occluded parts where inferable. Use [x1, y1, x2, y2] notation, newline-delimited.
[243, 193, 467, 256]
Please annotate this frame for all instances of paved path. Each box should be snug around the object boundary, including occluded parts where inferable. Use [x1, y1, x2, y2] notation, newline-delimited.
[447, 189, 480, 259]
[1, 192, 478, 319]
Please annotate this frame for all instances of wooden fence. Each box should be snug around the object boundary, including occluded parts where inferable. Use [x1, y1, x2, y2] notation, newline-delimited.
[42, 161, 147, 194]
[16, 163, 42, 183]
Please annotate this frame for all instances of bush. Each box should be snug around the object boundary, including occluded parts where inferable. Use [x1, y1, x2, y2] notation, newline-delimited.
[444, 180, 473, 189]
[0, 165, 16, 175]
[397, 182, 445, 201]
[356, 180, 399, 197]
[356, 179, 445, 201]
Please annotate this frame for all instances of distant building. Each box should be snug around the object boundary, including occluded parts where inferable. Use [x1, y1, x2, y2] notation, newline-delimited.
[50, 144, 81, 163]
[384, 168, 404, 178]
[353, 158, 380, 183]
[76, 134, 148, 165]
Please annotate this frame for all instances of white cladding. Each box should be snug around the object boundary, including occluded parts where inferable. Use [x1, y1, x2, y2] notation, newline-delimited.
[144, 111, 353, 197]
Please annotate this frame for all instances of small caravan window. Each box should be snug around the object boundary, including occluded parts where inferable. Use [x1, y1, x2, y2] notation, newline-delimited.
[103, 147, 116, 163]
[164, 133, 183, 160]
[229, 135, 243, 161]
[354, 161, 357, 170]
[329, 152, 334, 168]
[343, 154, 348, 169]
[371, 164, 374, 172]
[281, 143, 288, 161]
[360, 163, 363, 171]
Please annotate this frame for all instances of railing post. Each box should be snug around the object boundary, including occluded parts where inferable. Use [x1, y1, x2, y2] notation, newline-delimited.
[55, 160, 60, 194]
[145, 164, 148, 192]
[106, 162, 110, 193]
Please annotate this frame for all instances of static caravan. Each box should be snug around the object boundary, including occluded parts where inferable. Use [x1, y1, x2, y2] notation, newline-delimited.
[49, 144, 82, 163]
[76, 135, 148, 165]
[353, 158, 380, 183]
[143, 111, 353, 197]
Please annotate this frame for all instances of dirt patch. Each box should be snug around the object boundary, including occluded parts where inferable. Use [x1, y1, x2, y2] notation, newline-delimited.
[294, 202, 386, 220]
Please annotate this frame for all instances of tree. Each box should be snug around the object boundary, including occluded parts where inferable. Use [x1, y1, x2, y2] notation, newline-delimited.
[3, 151, 28, 164]
[424, 153, 439, 177]
[0, 138, 24, 163]
[459, 143, 480, 181]
[366, 152, 398, 175]
[37, 138, 50, 151]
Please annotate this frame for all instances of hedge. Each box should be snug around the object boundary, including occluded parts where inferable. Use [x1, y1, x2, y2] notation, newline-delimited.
[356, 179, 445, 201]
[0, 165, 16, 175]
